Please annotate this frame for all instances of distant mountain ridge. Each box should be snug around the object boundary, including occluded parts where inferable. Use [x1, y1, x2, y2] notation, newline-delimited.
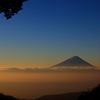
[52, 56, 95, 67]
[35, 92, 84, 100]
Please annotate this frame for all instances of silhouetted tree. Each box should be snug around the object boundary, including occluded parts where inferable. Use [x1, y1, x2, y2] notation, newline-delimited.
[0, 0, 28, 19]
[78, 84, 100, 100]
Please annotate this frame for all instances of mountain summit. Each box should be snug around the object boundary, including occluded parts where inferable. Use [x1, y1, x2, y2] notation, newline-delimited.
[52, 56, 95, 67]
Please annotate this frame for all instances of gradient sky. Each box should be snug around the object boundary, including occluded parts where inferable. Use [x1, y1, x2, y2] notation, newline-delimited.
[0, 0, 100, 68]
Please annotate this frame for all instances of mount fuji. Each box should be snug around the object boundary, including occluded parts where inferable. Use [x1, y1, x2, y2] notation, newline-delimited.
[52, 56, 95, 68]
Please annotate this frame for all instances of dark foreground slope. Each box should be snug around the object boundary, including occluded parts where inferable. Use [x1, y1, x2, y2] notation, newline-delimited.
[0, 93, 19, 100]
[78, 84, 100, 100]
[35, 92, 83, 100]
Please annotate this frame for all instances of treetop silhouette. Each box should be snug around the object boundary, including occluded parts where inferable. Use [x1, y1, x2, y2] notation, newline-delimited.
[0, 0, 28, 19]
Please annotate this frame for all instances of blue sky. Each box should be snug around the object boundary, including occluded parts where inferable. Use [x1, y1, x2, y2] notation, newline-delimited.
[0, 0, 100, 67]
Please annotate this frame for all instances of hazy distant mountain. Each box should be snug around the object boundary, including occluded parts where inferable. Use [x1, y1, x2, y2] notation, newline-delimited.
[35, 92, 83, 100]
[52, 56, 95, 68]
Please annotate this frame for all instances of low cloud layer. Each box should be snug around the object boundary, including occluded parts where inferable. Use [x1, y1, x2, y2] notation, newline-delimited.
[0, 66, 100, 73]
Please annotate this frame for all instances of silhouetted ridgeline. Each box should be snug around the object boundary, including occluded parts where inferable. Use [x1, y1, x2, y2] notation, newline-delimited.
[35, 92, 83, 100]
[0, 93, 19, 100]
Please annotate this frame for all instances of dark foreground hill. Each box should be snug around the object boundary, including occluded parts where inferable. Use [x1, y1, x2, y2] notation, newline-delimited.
[35, 92, 83, 100]
[78, 84, 100, 100]
[0, 93, 19, 100]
